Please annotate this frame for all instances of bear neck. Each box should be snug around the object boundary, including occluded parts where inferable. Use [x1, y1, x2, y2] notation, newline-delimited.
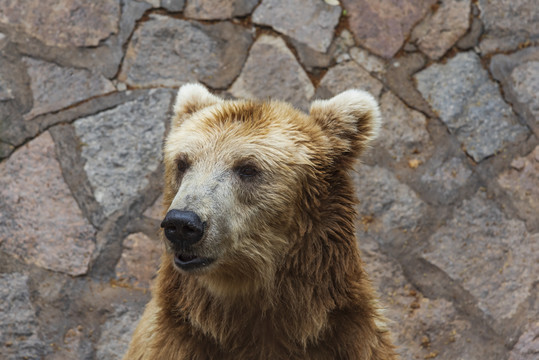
[154, 169, 375, 354]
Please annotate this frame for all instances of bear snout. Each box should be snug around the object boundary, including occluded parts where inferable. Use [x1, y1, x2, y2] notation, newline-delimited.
[161, 210, 205, 249]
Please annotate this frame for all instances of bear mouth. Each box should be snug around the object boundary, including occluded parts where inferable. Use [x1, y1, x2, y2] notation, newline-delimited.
[174, 252, 214, 271]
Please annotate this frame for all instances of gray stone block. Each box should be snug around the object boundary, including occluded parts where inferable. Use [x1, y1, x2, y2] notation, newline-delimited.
[415, 52, 529, 162]
[74, 89, 172, 217]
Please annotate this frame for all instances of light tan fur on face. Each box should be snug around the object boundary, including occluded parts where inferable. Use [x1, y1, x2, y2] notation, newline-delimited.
[124, 84, 397, 360]
[165, 99, 319, 297]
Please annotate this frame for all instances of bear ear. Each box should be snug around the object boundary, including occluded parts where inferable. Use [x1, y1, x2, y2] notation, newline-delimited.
[309, 89, 381, 158]
[172, 83, 222, 126]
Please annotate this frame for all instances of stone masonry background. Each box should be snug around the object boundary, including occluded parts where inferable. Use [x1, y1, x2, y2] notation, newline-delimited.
[0, 0, 537, 359]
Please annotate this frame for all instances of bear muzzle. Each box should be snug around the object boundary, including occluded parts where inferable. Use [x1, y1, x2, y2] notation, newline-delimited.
[161, 210, 214, 271]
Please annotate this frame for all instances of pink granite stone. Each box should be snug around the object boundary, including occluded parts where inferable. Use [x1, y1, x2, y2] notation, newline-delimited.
[0, 0, 120, 48]
[341, 0, 436, 58]
[0, 132, 96, 276]
[115, 233, 162, 289]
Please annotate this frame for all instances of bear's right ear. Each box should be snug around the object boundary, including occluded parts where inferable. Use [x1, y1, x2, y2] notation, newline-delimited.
[172, 83, 222, 127]
[309, 89, 381, 160]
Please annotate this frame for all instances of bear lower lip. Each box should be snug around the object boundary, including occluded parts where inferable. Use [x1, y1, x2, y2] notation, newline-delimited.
[174, 253, 214, 271]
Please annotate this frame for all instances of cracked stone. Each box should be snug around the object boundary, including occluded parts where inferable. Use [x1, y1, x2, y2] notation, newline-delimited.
[490, 48, 539, 135]
[420, 157, 472, 205]
[377, 91, 432, 162]
[415, 52, 529, 162]
[0, 48, 32, 113]
[0, 132, 96, 276]
[290, 38, 333, 70]
[316, 61, 383, 100]
[456, 16, 484, 50]
[353, 164, 427, 240]
[229, 35, 314, 110]
[291, 29, 355, 71]
[0, 142, 14, 159]
[0, 0, 120, 48]
[0, 67, 14, 101]
[184, 0, 258, 20]
[74, 89, 172, 217]
[0, 273, 47, 360]
[0, 0, 149, 79]
[411, 0, 471, 60]
[341, 0, 436, 58]
[119, 15, 253, 89]
[509, 321, 539, 360]
[349, 47, 386, 77]
[478, 0, 539, 54]
[498, 146, 539, 228]
[253, 0, 341, 52]
[22, 57, 115, 120]
[115, 233, 162, 289]
[384, 53, 434, 118]
[423, 191, 539, 326]
[332, 30, 355, 63]
[95, 304, 143, 360]
[510, 62, 539, 127]
[359, 238, 502, 360]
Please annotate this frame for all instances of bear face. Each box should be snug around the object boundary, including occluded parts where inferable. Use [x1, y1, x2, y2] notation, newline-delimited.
[161, 83, 380, 297]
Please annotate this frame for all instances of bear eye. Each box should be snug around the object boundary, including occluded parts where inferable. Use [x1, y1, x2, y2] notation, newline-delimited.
[177, 158, 190, 174]
[235, 164, 259, 179]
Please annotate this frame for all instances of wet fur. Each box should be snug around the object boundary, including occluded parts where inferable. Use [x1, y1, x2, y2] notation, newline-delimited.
[124, 84, 397, 359]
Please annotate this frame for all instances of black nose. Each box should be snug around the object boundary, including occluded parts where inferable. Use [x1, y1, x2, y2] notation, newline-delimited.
[161, 210, 205, 248]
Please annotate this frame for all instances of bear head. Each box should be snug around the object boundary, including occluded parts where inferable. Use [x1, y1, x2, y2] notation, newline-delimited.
[161, 83, 380, 297]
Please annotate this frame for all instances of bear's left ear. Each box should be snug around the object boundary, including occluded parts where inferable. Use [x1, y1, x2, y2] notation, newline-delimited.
[309, 89, 381, 159]
[172, 83, 223, 127]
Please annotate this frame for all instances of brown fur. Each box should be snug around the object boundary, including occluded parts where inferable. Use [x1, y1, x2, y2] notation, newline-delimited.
[124, 84, 397, 360]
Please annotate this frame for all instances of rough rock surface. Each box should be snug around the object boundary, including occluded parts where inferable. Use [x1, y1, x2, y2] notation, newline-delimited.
[316, 61, 384, 100]
[161, 0, 185, 12]
[22, 57, 115, 120]
[509, 321, 539, 360]
[423, 191, 539, 327]
[349, 47, 386, 77]
[0, 0, 120, 48]
[341, 0, 436, 58]
[0, 273, 47, 360]
[420, 157, 472, 204]
[377, 91, 432, 163]
[510, 62, 539, 124]
[184, 0, 258, 20]
[498, 146, 539, 228]
[415, 52, 529, 162]
[359, 237, 504, 360]
[0, 132, 96, 276]
[456, 16, 483, 50]
[253, 0, 341, 52]
[119, 15, 253, 89]
[490, 48, 539, 135]
[95, 304, 144, 360]
[353, 164, 427, 238]
[144, 195, 164, 220]
[291, 29, 355, 71]
[115, 233, 162, 289]
[229, 35, 314, 109]
[384, 53, 435, 118]
[74, 89, 171, 217]
[478, 0, 539, 54]
[411, 0, 471, 59]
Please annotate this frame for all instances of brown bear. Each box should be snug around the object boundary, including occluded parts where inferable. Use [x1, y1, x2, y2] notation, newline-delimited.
[123, 84, 397, 359]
